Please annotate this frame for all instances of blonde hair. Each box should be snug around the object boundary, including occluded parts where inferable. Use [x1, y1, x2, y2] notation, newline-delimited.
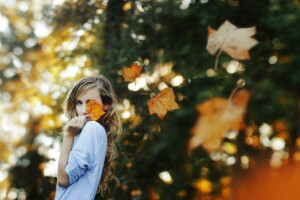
[62, 75, 121, 194]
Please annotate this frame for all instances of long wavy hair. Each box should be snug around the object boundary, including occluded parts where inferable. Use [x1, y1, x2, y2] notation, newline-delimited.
[62, 75, 121, 194]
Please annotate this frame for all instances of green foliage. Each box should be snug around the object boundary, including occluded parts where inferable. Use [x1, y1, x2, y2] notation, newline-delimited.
[97, 0, 299, 199]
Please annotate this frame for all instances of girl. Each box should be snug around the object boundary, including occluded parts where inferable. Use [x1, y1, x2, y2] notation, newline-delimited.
[55, 75, 121, 200]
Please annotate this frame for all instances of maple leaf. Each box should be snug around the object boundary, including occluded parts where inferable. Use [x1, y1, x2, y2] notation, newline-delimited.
[122, 62, 142, 82]
[206, 20, 258, 69]
[234, 163, 300, 200]
[147, 87, 179, 119]
[188, 90, 250, 152]
[86, 100, 106, 121]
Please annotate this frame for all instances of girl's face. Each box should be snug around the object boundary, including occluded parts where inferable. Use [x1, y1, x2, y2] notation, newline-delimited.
[75, 87, 102, 121]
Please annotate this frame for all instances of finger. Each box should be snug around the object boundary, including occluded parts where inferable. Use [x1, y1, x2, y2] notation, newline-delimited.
[76, 116, 86, 127]
[70, 116, 80, 127]
[81, 116, 86, 125]
[81, 116, 86, 123]
[77, 116, 85, 127]
[75, 116, 83, 127]
[70, 117, 78, 127]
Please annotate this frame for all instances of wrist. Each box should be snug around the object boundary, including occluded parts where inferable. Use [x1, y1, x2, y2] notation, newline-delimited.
[64, 126, 82, 136]
[63, 132, 75, 140]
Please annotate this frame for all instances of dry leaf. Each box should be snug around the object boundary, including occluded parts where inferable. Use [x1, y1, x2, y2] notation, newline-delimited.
[147, 87, 179, 119]
[86, 100, 106, 121]
[122, 62, 142, 82]
[206, 20, 258, 60]
[234, 163, 300, 200]
[189, 90, 250, 152]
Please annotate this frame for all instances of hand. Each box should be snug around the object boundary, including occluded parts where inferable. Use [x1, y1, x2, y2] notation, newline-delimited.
[64, 116, 86, 137]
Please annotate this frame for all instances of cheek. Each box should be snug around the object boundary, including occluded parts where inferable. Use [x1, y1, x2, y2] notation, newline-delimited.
[75, 105, 81, 114]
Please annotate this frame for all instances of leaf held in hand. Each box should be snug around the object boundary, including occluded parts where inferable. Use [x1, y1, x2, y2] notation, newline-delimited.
[86, 100, 106, 121]
[147, 87, 179, 119]
[189, 90, 250, 152]
[122, 62, 142, 82]
[206, 20, 258, 60]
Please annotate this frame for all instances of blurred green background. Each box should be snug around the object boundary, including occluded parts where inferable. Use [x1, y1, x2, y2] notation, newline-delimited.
[0, 0, 299, 199]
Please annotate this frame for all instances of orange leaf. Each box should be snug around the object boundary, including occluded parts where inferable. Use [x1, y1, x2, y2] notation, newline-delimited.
[147, 88, 179, 119]
[206, 20, 258, 60]
[86, 100, 106, 121]
[234, 163, 300, 200]
[122, 62, 142, 82]
[189, 90, 250, 152]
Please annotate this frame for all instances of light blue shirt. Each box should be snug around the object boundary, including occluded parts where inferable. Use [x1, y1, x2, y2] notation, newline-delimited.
[55, 121, 107, 200]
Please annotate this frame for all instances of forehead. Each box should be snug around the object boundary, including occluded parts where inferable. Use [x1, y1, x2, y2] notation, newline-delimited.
[76, 87, 101, 100]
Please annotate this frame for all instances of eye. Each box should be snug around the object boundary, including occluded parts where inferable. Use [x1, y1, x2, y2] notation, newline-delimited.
[75, 100, 82, 105]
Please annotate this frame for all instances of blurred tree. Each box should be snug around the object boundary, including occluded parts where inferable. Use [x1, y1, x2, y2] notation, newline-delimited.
[0, 0, 105, 199]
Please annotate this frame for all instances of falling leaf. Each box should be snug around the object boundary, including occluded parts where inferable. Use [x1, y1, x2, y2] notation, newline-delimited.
[147, 87, 179, 119]
[189, 90, 250, 152]
[86, 100, 106, 121]
[122, 62, 142, 82]
[234, 163, 300, 200]
[206, 20, 258, 69]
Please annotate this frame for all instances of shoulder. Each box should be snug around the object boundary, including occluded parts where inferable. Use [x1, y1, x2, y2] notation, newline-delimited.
[80, 121, 107, 139]
[84, 121, 105, 131]
[72, 122, 107, 152]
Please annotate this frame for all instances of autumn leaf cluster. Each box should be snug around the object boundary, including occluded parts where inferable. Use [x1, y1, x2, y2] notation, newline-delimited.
[121, 20, 256, 152]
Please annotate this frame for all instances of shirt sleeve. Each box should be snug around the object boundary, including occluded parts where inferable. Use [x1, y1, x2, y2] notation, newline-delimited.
[65, 121, 107, 185]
